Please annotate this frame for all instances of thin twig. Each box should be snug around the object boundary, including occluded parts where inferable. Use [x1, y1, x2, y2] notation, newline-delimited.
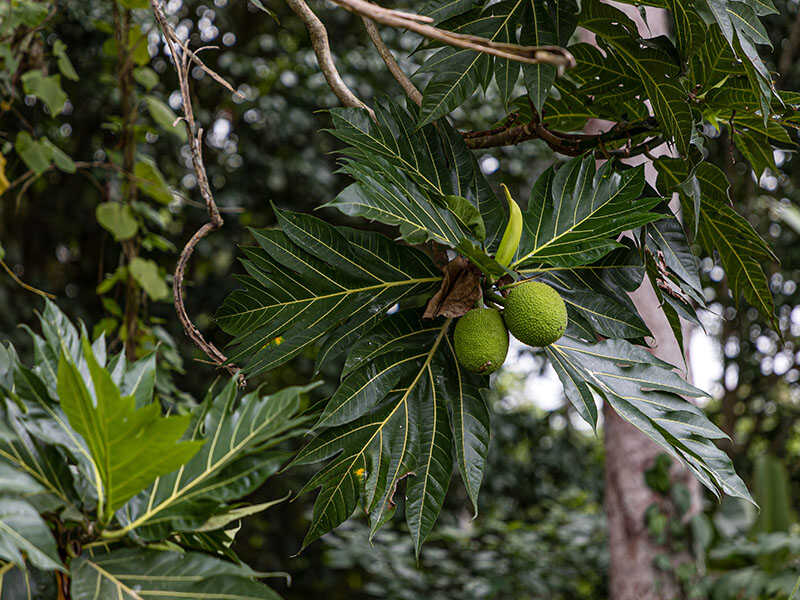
[0, 258, 55, 299]
[284, 0, 373, 115]
[150, 0, 244, 384]
[361, 17, 422, 106]
[332, 0, 575, 70]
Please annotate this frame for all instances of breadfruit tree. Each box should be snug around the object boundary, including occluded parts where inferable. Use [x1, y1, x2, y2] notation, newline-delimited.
[0, 0, 795, 595]
[213, 0, 794, 554]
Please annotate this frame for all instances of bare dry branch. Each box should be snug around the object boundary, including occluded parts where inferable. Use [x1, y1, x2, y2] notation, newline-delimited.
[284, 0, 374, 115]
[150, 0, 244, 384]
[361, 17, 422, 106]
[333, 0, 575, 70]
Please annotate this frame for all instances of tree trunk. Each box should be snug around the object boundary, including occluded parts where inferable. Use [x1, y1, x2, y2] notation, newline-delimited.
[590, 7, 703, 598]
[604, 280, 701, 600]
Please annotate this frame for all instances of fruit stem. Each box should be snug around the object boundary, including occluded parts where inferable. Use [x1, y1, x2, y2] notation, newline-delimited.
[487, 292, 506, 306]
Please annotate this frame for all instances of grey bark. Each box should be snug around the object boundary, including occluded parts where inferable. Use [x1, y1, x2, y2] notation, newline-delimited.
[604, 281, 701, 600]
[588, 6, 703, 598]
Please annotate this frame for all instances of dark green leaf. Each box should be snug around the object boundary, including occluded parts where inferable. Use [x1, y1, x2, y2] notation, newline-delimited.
[292, 312, 488, 550]
[522, 0, 577, 110]
[327, 101, 505, 248]
[70, 548, 281, 599]
[548, 337, 752, 503]
[217, 209, 441, 376]
[656, 161, 777, 327]
[514, 156, 661, 268]
[580, 0, 693, 154]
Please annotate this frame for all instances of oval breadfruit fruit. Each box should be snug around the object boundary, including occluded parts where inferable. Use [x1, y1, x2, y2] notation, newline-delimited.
[453, 308, 509, 374]
[503, 281, 567, 347]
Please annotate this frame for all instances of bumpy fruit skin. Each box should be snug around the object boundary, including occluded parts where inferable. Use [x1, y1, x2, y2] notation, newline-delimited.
[503, 281, 567, 346]
[453, 308, 509, 374]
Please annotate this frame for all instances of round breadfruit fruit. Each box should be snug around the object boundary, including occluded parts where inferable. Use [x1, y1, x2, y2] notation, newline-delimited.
[503, 281, 567, 347]
[453, 308, 509, 374]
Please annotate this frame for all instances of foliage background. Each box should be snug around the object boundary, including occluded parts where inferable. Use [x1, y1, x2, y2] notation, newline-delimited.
[1, 0, 800, 597]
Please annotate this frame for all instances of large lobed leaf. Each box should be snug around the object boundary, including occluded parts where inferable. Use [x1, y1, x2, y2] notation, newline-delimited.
[513, 155, 664, 268]
[654, 158, 777, 328]
[578, 0, 694, 155]
[58, 338, 202, 517]
[0, 302, 160, 515]
[70, 548, 281, 600]
[547, 337, 752, 503]
[217, 207, 442, 376]
[116, 380, 312, 540]
[290, 311, 489, 557]
[218, 143, 756, 552]
[415, 0, 577, 123]
[0, 301, 306, 597]
[325, 101, 506, 249]
[0, 458, 62, 572]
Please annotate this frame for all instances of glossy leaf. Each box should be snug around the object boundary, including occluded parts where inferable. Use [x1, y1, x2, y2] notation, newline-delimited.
[579, 0, 693, 154]
[58, 337, 202, 515]
[522, 0, 577, 110]
[70, 548, 281, 600]
[292, 311, 489, 552]
[326, 101, 505, 248]
[655, 160, 777, 328]
[514, 155, 661, 268]
[548, 337, 752, 503]
[217, 208, 441, 376]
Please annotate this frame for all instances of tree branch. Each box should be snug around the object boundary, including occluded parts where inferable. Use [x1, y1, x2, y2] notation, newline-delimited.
[284, 0, 373, 115]
[150, 0, 244, 384]
[361, 17, 422, 106]
[331, 0, 575, 69]
[464, 110, 659, 154]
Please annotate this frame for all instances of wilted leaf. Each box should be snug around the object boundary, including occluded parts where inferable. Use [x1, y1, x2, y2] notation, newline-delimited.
[423, 257, 482, 319]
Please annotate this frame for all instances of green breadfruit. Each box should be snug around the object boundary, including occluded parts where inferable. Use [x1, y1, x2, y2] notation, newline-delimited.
[503, 281, 567, 347]
[453, 308, 509, 374]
